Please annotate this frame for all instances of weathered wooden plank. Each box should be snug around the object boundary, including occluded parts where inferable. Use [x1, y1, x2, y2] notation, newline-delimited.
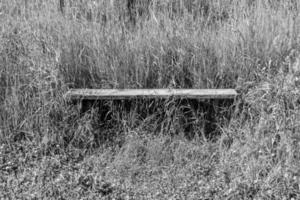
[66, 89, 237, 100]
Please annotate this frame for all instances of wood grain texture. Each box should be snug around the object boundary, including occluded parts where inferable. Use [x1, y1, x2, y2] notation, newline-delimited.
[66, 89, 237, 100]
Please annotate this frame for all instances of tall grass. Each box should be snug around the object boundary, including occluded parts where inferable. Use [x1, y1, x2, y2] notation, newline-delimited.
[0, 0, 300, 199]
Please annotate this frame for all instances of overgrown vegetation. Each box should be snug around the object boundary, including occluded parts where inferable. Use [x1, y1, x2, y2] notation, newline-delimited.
[0, 0, 300, 199]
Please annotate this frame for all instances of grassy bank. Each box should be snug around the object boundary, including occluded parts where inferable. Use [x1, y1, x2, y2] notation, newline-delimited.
[0, 0, 300, 199]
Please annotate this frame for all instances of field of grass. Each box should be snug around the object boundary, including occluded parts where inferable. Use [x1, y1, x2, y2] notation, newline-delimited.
[1, 0, 300, 199]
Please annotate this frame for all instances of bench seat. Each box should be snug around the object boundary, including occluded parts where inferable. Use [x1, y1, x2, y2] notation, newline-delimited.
[66, 89, 237, 100]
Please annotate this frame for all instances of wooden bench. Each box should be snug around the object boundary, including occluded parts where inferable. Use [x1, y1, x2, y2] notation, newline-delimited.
[66, 88, 237, 140]
[66, 89, 237, 100]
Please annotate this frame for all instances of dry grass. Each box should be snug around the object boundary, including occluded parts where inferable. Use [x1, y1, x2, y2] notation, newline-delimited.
[1, 0, 300, 199]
